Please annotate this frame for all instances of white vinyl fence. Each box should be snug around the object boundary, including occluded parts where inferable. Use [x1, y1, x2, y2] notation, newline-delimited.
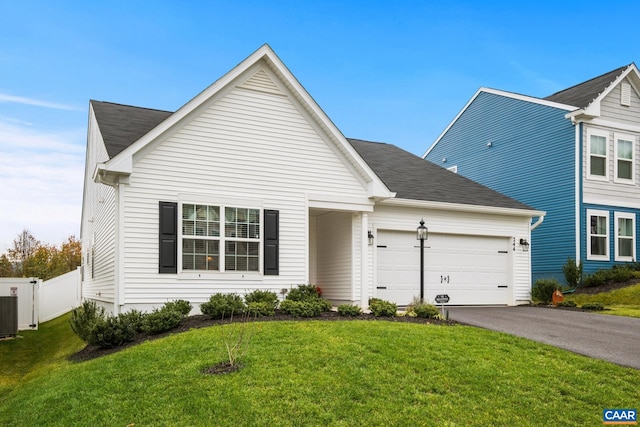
[0, 268, 81, 331]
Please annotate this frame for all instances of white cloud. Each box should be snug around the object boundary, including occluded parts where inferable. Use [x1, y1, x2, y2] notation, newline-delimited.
[0, 92, 80, 111]
[0, 120, 85, 252]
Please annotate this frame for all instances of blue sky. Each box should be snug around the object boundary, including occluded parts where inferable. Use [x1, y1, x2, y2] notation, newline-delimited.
[1, 0, 639, 252]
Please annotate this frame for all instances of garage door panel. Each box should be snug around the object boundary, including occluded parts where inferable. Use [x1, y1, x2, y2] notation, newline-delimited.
[377, 230, 511, 306]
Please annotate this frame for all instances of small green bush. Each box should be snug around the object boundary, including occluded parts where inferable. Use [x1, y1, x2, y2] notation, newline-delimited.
[337, 304, 362, 317]
[531, 278, 560, 304]
[200, 293, 246, 319]
[413, 302, 440, 319]
[143, 308, 184, 334]
[246, 301, 276, 317]
[162, 299, 192, 316]
[369, 299, 397, 317]
[245, 289, 279, 305]
[280, 299, 330, 317]
[562, 257, 582, 288]
[583, 267, 634, 288]
[88, 314, 137, 348]
[581, 302, 605, 311]
[69, 300, 105, 342]
[557, 300, 577, 308]
[118, 309, 147, 333]
[286, 284, 322, 302]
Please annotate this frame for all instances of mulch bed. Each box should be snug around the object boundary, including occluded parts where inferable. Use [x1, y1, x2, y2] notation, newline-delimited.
[69, 281, 638, 364]
[68, 310, 455, 363]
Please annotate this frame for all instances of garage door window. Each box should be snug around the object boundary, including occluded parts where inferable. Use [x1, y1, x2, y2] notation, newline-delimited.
[587, 209, 609, 261]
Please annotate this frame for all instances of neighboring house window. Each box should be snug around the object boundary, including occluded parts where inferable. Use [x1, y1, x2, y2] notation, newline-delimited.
[615, 212, 635, 261]
[587, 209, 609, 261]
[588, 131, 608, 179]
[614, 133, 635, 183]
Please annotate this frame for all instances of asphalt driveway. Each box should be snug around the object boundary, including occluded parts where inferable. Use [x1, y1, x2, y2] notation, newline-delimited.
[447, 306, 640, 369]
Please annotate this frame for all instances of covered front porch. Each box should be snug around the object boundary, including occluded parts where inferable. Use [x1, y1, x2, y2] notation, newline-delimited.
[308, 208, 371, 308]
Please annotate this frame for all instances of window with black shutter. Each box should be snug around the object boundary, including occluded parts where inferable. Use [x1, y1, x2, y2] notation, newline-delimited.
[159, 201, 178, 273]
[264, 209, 279, 275]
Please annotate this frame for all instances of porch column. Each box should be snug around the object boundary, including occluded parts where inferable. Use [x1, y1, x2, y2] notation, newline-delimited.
[360, 212, 369, 310]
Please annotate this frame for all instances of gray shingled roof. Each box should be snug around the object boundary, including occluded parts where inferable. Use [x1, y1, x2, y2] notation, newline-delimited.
[347, 138, 533, 210]
[91, 100, 533, 210]
[544, 65, 631, 109]
[91, 100, 172, 158]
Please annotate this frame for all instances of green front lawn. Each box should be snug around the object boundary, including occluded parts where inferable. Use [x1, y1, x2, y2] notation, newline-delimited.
[1, 317, 638, 426]
[566, 283, 640, 318]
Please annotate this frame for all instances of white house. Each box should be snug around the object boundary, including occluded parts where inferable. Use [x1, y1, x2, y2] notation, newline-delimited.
[81, 44, 544, 314]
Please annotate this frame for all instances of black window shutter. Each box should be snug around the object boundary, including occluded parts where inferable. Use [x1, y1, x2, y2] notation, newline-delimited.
[264, 209, 279, 275]
[159, 201, 178, 274]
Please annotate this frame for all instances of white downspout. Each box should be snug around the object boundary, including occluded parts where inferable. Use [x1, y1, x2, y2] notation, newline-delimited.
[531, 215, 545, 231]
[574, 122, 581, 263]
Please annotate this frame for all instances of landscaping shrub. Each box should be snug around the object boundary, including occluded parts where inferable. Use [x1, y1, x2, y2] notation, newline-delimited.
[69, 300, 105, 342]
[369, 298, 397, 317]
[581, 302, 605, 311]
[562, 257, 582, 288]
[118, 309, 147, 333]
[162, 299, 192, 316]
[557, 300, 577, 308]
[246, 301, 276, 317]
[143, 307, 184, 334]
[245, 290, 279, 311]
[583, 267, 634, 288]
[286, 284, 322, 301]
[531, 278, 560, 304]
[280, 299, 330, 317]
[412, 302, 440, 319]
[200, 293, 246, 319]
[337, 304, 362, 317]
[88, 314, 137, 348]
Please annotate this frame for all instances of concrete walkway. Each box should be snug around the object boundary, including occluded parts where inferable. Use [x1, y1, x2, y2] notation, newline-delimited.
[448, 306, 640, 369]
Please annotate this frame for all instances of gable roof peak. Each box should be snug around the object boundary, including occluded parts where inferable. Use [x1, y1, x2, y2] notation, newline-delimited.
[544, 63, 635, 109]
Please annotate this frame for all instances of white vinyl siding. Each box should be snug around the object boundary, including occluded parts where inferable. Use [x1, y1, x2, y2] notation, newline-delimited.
[600, 78, 640, 126]
[614, 212, 635, 262]
[614, 133, 635, 183]
[81, 109, 117, 305]
[315, 212, 353, 303]
[587, 209, 609, 261]
[119, 65, 369, 306]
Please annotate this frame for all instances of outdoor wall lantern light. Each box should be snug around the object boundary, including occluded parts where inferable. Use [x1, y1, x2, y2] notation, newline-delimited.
[417, 218, 428, 301]
[519, 238, 530, 252]
[368, 230, 374, 246]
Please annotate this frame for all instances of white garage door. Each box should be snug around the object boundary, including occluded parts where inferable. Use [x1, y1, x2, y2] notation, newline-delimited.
[376, 231, 511, 306]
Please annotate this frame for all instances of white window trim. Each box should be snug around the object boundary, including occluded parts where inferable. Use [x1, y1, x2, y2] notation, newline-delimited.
[614, 132, 636, 184]
[447, 165, 458, 173]
[587, 209, 609, 261]
[178, 202, 263, 275]
[614, 211, 635, 262]
[587, 129, 609, 181]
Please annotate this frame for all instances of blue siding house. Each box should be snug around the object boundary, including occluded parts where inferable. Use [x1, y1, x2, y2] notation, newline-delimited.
[425, 64, 640, 283]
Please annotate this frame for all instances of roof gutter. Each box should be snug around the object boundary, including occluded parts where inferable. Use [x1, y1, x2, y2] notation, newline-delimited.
[381, 198, 546, 218]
